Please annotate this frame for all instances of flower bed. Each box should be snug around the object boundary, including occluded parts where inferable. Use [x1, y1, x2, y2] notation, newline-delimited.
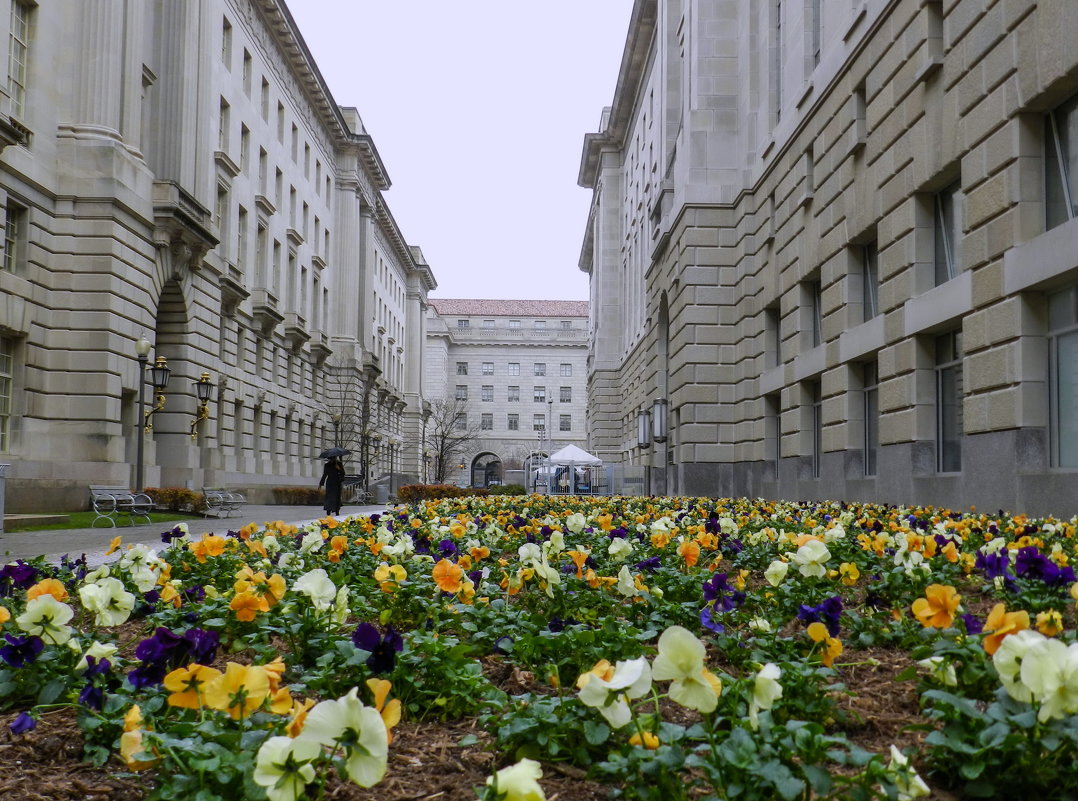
[1, 496, 1077, 800]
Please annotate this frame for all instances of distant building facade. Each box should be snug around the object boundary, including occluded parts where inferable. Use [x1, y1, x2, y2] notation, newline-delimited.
[0, 0, 435, 511]
[425, 299, 589, 487]
[579, 0, 1078, 515]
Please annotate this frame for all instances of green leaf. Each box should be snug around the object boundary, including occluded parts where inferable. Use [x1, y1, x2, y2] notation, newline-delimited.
[583, 719, 610, 745]
[36, 678, 66, 705]
[802, 764, 833, 794]
[959, 760, 986, 780]
[894, 665, 918, 682]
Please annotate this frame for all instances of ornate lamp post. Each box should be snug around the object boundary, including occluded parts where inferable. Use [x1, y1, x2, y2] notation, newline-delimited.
[145, 355, 172, 431]
[134, 336, 152, 493]
[332, 413, 342, 448]
[189, 372, 214, 440]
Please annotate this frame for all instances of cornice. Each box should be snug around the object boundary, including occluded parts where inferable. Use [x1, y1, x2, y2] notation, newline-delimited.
[578, 0, 657, 188]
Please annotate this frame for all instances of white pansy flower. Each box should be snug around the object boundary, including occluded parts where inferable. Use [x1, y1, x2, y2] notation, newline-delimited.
[608, 537, 634, 562]
[616, 565, 638, 597]
[764, 560, 788, 587]
[16, 595, 75, 644]
[293, 568, 337, 610]
[299, 531, 325, 554]
[791, 540, 831, 578]
[565, 512, 587, 534]
[749, 662, 783, 729]
[78, 577, 136, 627]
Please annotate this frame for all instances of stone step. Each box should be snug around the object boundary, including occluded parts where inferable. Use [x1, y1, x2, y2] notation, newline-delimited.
[3, 513, 71, 530]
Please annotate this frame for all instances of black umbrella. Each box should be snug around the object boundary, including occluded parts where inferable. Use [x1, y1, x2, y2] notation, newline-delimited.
[317, 447, 351, 459]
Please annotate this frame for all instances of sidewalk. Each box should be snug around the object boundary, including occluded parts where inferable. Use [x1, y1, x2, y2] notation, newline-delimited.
[0, 503, 393, 566]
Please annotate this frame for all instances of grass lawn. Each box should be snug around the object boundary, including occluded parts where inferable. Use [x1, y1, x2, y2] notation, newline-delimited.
[4, 510, 205, 532]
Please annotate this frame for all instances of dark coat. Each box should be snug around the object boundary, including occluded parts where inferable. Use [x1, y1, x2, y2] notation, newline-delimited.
[319, 458, 345, 514]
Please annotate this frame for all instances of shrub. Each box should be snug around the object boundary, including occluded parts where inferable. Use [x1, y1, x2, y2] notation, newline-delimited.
[486, 483, 526, 496]
[271, 486, 325, 504]
[145, 487, 206, 513]
[396, 484, 491, 503]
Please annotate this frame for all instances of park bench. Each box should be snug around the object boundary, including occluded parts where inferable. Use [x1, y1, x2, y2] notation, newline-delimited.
[88, 486, 154, 528]
[341, 475, 373, 505]
[202, 487, 248, 518]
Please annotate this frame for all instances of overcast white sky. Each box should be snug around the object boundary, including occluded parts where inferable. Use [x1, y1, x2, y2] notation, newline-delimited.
[288, 1, 633, 302]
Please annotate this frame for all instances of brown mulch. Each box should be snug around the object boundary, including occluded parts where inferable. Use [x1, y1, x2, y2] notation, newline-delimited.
[0, 645, 945, 801]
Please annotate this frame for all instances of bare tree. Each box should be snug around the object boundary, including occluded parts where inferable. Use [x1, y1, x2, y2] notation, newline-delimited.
[322, 356, 380, 490]
[425, 397, 481, 484]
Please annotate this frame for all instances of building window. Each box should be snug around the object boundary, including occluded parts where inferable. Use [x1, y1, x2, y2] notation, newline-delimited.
[508, 362, 520, 376]
[935, 331, 963, 473]
[934, 181, 962, 285]
[218, 98, 230, 152]
[863, 362, 879, 476]
[481, 385, 493, 402]
[765, 393, 781, 466]
[1049, 284, 1078, 466]
[534, 386, 546, 403]
[3, 202, 26, 274]
[480, 413, 493, 430]
[806, 279, 823, 347]
[454, 413, 466, 431]
[862, 241, 879, 320]
[509, 320, 521, 329]
[534, 363, 546, 376]
[560, 320, 572, 330]
[810, 381, 822, 478]
[0, 336, 12, 451]
[7, 2, 30, 119]
[457, 319, 469, 329]
[533, 414, 545, 431]
[764, 306, 780, 368]
[456, 362, 468, 375]
[507, 414, 519, 431]
[220, 17, 232, 66]
[482, 319, 495, 329]
[560, 386, 571, 403]
[455, 385, 468, 401]
[508, 386, 520, 402]
[559, 414, 571, 432]
[559, 363, 572, 377]
[535, 320, 546, 329]
[481, 361, 494, 375]
[1046, 93, 1078, 230]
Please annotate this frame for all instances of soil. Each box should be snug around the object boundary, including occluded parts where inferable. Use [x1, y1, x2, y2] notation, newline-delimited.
[0, 645, 938, 801]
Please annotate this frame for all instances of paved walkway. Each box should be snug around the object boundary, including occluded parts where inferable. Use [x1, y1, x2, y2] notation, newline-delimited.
[0, 503, 393, 566]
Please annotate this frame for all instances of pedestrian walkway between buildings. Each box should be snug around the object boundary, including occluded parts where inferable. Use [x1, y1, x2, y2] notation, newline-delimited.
[0, 503, 393, 566]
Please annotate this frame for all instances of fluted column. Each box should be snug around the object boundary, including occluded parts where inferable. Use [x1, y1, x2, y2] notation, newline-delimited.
[69, 0, 124, 139]
[330, 178, 362, 348]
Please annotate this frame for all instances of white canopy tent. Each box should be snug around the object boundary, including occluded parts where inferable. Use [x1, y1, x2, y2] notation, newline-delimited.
[536, 444, 604, 494]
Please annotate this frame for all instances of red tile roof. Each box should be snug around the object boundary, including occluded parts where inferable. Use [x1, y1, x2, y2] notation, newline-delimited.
[429, 299, 589, 317]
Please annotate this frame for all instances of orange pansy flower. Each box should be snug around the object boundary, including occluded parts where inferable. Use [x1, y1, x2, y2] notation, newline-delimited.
[981, 603, 1030, 655]
[432, 559, 464, 593]
[911, 584, 961, 629]
[26, 578, 69, 603]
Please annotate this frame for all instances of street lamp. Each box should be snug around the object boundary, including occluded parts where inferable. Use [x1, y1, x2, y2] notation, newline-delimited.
[651, 398, 668, 443]
[637, 409, 651, 449]
[144, 355, 172, 432]
[134, 336, 152, 493]
[189, 372, 214, 441]
[332, 413, 342, 447]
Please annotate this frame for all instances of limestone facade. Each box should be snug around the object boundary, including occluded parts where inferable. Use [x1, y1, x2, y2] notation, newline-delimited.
[0, 0, 435, 511]
[579, 0, 1078, 515]
[425, 300, 590, 487]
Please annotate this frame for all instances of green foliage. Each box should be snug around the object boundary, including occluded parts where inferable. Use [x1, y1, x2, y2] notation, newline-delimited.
[271, 485, 324, 504]
[145, 487, 207, 513]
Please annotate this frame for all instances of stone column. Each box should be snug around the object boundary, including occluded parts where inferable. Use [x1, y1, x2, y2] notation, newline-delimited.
[71, 0, 124, 139]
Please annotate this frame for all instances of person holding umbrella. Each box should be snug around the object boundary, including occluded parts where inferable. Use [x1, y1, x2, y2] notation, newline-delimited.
[318, 447, 349, 516]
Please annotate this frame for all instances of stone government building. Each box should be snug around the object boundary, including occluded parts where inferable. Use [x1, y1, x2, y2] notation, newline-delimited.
[424, 299, 590, 488]
[0, 0, 437, 511]
[579, 0, 1078, 516]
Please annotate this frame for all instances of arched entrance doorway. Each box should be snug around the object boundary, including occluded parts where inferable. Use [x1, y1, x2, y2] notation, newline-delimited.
[470, 452, 503, 488]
